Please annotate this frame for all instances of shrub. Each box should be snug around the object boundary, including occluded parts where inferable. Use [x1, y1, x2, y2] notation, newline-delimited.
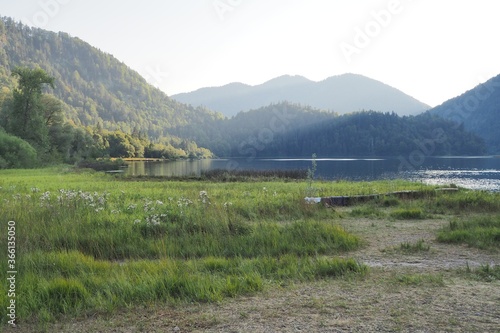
[0, 130, 37, 168]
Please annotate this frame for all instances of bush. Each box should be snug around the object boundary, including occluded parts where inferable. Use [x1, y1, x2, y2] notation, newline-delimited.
[0, 130, 38, 168]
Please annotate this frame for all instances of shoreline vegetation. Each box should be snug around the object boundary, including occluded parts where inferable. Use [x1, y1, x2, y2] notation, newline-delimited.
[0, 167, 499, 332]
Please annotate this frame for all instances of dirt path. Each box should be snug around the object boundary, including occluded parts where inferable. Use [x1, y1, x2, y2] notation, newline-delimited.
[338, 217, 498, 271]
[6, 217, 500, 333]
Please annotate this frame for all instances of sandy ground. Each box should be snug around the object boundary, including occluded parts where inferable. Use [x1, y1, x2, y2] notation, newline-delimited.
[5, 217, 499, 333]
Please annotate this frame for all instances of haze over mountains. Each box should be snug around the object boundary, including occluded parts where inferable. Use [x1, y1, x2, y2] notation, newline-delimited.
[0, 16, 495, 161]
[172, 74, 430, 117]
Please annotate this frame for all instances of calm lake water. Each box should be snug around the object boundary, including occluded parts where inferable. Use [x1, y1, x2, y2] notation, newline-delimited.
[125, 156, 500, 192]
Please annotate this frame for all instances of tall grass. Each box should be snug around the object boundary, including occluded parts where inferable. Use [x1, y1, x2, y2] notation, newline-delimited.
[0, 167, 371, 325]
[460, 263, 500, 282]
[0, 251, 366, 322]
[437, 216, 500, 250]
[2, 168, 499, 325]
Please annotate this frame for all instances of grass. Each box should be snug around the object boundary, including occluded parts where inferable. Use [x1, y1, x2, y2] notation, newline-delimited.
[393, 273, 445, 286]
[1, 167, 499, 327]
[382, 239, 431, 254]
[459, 263, 500, 282]
[200, 168, 308, 181]
[0, 251, 366, 322]
[399, 239, 430, 253]
[0, 167, 373, 325]
[437, 215, 500, 250]
[390, 207, 426, 220]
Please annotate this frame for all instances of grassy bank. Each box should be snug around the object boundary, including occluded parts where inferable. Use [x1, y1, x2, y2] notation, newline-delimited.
[0, 167, 369, 325]
[1, 167, 499, 327]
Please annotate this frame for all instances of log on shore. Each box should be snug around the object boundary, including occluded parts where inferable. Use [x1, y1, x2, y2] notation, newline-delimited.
[320, 188, 458, 207]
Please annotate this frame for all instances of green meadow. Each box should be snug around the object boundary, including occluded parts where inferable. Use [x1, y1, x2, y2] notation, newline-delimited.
[0, 167, 499, 326]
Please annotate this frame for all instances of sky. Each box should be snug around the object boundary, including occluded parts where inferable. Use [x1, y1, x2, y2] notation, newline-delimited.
[1, 0, 500, 107]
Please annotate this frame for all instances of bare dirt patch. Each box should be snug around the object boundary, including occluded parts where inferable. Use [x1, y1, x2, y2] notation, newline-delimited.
[6, 217, 499, 333]
[337, 217, 498, 271]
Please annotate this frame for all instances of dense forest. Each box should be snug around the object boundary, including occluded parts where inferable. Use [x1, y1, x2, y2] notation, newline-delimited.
[0, 17, 217, 165]
[429, 74, 500, 153]
[172, 102, 486, 158]
[0, 17, 489, 168]
[0, 66, 213, 168]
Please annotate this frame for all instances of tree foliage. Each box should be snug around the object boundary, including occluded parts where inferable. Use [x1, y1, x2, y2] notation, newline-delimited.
[0, 129, 37, 168]
[7, 66, 54, 150]
[0, 17, 217, 161]
[173, 102, 486, 158]
[0, 17, 488, 168]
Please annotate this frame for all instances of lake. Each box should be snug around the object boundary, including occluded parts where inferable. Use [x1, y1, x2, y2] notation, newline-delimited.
[125, 156, 500, 192]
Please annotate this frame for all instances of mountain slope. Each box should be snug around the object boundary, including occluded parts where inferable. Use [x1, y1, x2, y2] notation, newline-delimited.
[171, 102, 485, 158]
[172, 74, 430, 117]
[428, 74, 500, 153]
[0, 17, 224, 139]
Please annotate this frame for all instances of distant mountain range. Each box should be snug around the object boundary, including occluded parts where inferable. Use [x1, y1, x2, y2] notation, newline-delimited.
[0, 16, 491, 159]
[172, 74, 430, 117]
[429, 74, 500, 153]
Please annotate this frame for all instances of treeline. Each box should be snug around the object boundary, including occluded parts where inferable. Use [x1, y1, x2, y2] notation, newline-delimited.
[0, 17, 224, 139]
[172, 102, 487, 158]
[0, 17, 488, 168]
[0, 67, 211, 168]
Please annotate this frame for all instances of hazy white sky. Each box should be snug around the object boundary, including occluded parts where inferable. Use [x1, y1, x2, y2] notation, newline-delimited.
[2, 0, 500, 107]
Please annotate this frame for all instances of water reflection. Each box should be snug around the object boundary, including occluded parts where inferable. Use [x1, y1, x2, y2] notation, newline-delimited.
[124, 156, 500, 191]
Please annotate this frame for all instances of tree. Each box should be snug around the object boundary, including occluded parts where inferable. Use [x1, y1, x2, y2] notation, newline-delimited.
[8, 67, 55, 151]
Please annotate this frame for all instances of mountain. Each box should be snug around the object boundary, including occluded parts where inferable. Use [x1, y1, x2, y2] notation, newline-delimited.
[172, 102, 486, 158]
[428, 74, 500, 153]
[172, 74, 430, 117]
[0, 17, 224, 140]
[0, 16, 486, 162]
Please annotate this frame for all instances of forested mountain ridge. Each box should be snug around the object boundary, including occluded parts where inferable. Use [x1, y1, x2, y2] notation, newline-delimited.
[0, 16, 487, 166]
[172, 74, 430, 118]
[0, 17, 224, 139]
[172, 102, 486, 158]
[428, 74, 500, 153]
